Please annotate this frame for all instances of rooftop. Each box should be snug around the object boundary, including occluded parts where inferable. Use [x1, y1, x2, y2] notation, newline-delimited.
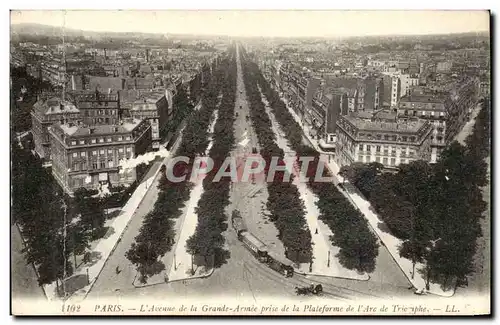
[33, 97, 80, 116]
[343, 114, 426, 134]
[399, 93, 447, 103]
[57, 118, 144, 137]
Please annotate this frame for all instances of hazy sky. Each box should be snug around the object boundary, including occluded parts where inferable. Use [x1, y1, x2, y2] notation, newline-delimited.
[10, 10, 490, 37]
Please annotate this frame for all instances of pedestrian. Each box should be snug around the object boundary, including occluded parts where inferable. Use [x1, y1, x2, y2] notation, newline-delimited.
[116, 266, 121, 274]
[315, 228, 318, 234]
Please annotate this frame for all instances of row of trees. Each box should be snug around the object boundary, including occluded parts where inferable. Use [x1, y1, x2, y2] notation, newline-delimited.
[253, 61, 379, 273]
[125, 56, 230, 283]
[160, 85, 195, 146]
[12, 134, 114, 291]
[240, 49, 313, 264]
[185, 47, 239, 269]
[340, 98, 490, 289]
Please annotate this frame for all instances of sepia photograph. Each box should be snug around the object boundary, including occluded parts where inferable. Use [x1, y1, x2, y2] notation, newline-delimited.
[9, 9, 491, 316]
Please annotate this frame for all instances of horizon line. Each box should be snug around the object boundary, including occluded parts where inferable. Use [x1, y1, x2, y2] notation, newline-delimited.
[10, 22, 490, 39]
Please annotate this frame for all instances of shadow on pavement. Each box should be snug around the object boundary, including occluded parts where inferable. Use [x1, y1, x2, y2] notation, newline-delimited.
[83, 251, 103, 268]
[377, 222, 391, 234]
[57, 274, 89, 297]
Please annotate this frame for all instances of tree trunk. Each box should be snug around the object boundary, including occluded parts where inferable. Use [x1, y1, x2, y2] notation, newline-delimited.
[74, 250, 77, 270]
[425, 267, 431, 290]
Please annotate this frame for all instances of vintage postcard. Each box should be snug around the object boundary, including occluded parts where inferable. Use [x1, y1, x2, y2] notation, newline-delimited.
[10, 10, 491, 316]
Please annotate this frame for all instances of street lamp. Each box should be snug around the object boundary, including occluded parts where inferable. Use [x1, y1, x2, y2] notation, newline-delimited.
[173, 253, 177, 271]
[327, 250, 331, 268]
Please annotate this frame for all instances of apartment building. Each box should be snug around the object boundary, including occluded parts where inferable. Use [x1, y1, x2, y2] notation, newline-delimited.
[130, 91, 170, 149]
[31, 96, 81, 161]
[397, 77, 478, 162]
[49, 118, 152, 195]
[335, 112, 433, 169]
[71, 90, 121, 125]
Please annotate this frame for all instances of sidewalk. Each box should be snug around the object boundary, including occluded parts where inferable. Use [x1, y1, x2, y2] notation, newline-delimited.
[261, 89, 368, 281]
[278, 86, 454, 297]
[49, 155, 170, 302]
[455, 102, 482, 145]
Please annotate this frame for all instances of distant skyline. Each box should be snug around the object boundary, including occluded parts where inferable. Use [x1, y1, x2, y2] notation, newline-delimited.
[10, 10, 490, 38]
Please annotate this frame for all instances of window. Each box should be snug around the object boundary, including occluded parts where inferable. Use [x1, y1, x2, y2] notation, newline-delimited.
[390, 158, 396, 166]
[366, 145, 371, 152]
[107, 137, 112, 142]
[108, 149, 113, 154]
[81, 162, 87, 170]
[358, 155, 363, 162]
[125, 136, 131, 141]
[79, 140, 85, 145]
[365, 156, 371, 162]
[359, 144, 364, 151]
[383, 157, 388, 165]
[91, 139, 96, 144]
[119, 148, 124, 153]
[81, 152, 86, 157]
[376, 145, 381, 152]
[92, 150, 97, 156]
[402, 136, 408, 142]
[99, 150, 105, 155]
[108, 159, 114, 168]
[99, 138, 104, 143]
[376, 157, 380, 162]
[92, 162, 98, 169]
[126, 147, 132, 153]
[118, 136, 123, 141]
[72, 152, 78, 158]
[100, 161, 106, 169]
[392, 135, 397, 141]
[71, 141, 76, 145]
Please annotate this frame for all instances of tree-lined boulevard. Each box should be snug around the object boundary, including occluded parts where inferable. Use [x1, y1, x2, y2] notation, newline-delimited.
[12, 43, 489, 303]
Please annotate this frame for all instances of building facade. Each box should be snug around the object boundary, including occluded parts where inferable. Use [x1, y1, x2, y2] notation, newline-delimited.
[71, 90, 121, 125]
[49, 119, 152, 195]
[397, 77, 478, 162]
[130, 91, 170, 149]
[335, 113, 433, 169]
[31, 96, 81, 161]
